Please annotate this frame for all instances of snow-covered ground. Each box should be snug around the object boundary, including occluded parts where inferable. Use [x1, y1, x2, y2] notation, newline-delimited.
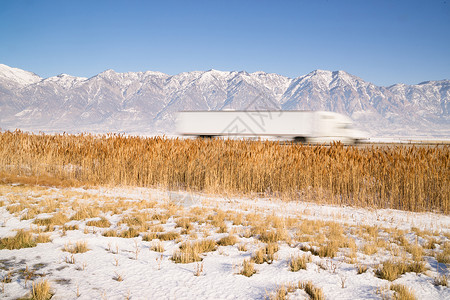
[0, 184, 448, 299]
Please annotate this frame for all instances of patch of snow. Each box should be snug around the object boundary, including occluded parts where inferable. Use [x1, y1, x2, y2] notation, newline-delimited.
[0, 64, 41, 86]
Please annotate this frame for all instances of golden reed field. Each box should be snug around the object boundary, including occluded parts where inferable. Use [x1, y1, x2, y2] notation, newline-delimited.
[0, 131, 448, 213]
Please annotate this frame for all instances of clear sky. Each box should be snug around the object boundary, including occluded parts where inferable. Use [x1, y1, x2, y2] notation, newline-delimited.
[0, 0, 449, 86]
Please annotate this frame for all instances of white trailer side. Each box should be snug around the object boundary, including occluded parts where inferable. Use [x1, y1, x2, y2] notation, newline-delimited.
[176, 110, 361, 144]
[177, 111, 314, 137]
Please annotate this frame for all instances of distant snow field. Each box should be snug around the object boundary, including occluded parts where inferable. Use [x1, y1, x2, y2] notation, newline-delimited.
[0, 184, 449, 299]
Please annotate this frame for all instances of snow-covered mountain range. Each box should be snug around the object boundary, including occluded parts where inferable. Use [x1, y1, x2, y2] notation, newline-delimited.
[0, 63, 448, 138]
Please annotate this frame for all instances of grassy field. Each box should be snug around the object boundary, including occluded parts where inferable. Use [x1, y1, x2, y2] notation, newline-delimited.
[0, 184, 448, 299]
[0, 130, 448, 213]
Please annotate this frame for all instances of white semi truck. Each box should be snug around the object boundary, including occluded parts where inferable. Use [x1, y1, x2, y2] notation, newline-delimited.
[176, 110, 364, 144]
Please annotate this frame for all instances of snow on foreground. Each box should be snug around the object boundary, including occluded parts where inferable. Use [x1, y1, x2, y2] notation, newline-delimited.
[0, 184, 449, 300]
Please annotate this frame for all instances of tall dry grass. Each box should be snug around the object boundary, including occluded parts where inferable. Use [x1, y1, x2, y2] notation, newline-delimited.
[0, 131, 448, 213]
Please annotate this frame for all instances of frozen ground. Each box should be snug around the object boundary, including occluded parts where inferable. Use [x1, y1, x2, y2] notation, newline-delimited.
[0, 184, 449, 299]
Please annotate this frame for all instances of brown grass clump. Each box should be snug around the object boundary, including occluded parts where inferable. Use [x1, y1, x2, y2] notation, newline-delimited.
[148, 225, 164, 232]
[0, 230, 37, 250]
[252, 248, 266, 264]
[71, 205, 99, 221]
[297, 220, 325, 236]
[408, 261, 426, 273]
[86, 217, 111, 228]
[300, 281, 325, 300]
[175, 218, 194, 231]
[362, 242, 378, 255]
[207, 210, 226, 227]
[390, 284, 416, 300]
[7, 203, 26, 214]
[22, 208, 40, 220]
[150, 241, 165, 252]
[436, 242, 450, 264]
[119, 228, 141, 238]
[171, 239, 217, 263]
[217, 235, 238, 246]
[63, 241, 89, 253]
[269, 281, 320, 300]
[317, 241, 338, 258]
[29, 278, 53, 300]
[38, 199, 60, 214]
[157, 231, 180, 241]
[0, 172, 80, 188]
[357, 264, 368, 274]
[102, 229, 119, 237]
[424, 237, 437, 250]
[151, 213, 169, 224]
[226, 211, 244, 226]
[436, 252, 450, 264]
[180, 239, 217, 253]
[1, 132, 448, 213]
[34, 212, 69, 226]
[407, 244, 423, 262]
[259, 228, 290, 243]
[396, 235, 410, 247]
[119, 213, 149, 227]
[434, 275, 448, 287]
[103, 227, 141, 238]
[35, 233, 52, 244]
[171, 246, 202, 264]
[269, 285, 289, 300]
[318, 244, 337, 258]
[268, 283, 301, 300]
[252, 243, 279, 264]
[142, 232, 157, 241]
[376, 260, 426, 281]
[113, 272, 124, 282]
[63, 224, 79, 231]
[376, 260, 406, 281]
[289, 254, 311, 271]
[364, 225, 379, 239]
[237, 243, 248, 252]
[239, 259, 256, 277]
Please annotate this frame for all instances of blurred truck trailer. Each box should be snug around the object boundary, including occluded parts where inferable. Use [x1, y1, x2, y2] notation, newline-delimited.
[176, 110, 365, 144]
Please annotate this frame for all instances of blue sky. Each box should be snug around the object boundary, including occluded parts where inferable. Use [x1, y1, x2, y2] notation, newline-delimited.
[0, 0, 449, 86]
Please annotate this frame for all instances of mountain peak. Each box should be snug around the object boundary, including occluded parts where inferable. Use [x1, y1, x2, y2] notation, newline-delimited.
[0, 63, 42, 86]
[44, 73, 87, 85]
[143, 70, 168, 77]
[309, 69, 332, 75]
[250, 71, 268, 76]
[100, 69, 116, 75]
[206, 69, 230, 75]
[301, 69, 367, 87]
[332, 70, 350, 76]
[309, 69, 352, 77]
[238, 70, 250, 76]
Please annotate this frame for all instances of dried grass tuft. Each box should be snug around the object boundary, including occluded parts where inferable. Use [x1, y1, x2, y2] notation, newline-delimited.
[239, 259, 256, 277]
[0, 230, 37, 250]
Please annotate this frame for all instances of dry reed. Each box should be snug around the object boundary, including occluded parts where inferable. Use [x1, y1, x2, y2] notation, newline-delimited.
[1, 131, 448, 213]
[239, 259, 256, 277]
[390, 284, 416, 300]
[289, 254, 311, 271]
[29, 278, 52, 300]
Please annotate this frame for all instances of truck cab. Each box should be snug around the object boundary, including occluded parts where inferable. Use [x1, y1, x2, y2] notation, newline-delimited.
[307, 111, 364, 144]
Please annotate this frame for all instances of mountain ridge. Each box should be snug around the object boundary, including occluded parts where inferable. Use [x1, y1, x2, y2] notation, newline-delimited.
[0, 64, 448, 138]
